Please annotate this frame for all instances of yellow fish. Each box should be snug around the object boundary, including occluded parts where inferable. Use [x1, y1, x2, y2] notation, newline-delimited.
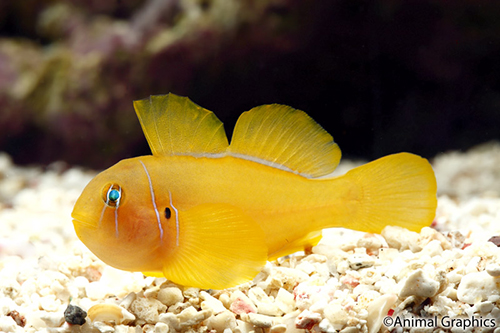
[72, 93, 437, 289]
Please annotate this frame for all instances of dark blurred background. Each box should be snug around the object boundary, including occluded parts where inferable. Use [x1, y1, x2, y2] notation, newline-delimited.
[0, 0, 499, 168]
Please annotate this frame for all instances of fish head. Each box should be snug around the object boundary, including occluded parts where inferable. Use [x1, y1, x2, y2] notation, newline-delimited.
[71, 157, 165, 272]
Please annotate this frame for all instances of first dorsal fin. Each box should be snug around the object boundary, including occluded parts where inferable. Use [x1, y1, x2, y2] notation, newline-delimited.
[228, 104, 341, 178]
[133, 94, 229, 157]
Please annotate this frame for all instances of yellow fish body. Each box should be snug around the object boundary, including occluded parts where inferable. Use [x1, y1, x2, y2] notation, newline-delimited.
[72, 94, 437, 289]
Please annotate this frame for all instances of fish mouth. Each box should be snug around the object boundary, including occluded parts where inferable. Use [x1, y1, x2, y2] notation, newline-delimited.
[71, 213, 98, 229]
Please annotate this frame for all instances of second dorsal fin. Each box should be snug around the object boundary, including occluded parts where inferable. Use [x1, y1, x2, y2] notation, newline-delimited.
[228, 104, 341, 178]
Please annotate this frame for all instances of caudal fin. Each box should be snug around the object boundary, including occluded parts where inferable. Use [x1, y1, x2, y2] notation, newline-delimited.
[340, 153, 437, 233]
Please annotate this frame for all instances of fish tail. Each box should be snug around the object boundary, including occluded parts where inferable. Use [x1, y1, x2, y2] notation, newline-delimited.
[336, 153, 437, 233]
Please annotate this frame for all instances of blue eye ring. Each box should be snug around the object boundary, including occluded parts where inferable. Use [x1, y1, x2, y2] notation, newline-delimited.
[102, 184, 122, 207]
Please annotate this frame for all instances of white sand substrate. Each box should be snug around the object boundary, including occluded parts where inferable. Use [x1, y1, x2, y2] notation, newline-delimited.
[1, 142, 500, 333]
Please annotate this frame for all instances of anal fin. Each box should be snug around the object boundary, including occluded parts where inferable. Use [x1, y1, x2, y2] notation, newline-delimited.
[268, 230, 323, 261]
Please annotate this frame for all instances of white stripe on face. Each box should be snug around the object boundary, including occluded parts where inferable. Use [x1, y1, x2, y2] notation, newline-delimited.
[139, 160, 164, 243]
[168, 190, 180, 247]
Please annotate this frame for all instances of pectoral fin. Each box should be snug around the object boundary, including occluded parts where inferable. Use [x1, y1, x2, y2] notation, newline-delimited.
[133, 94, 229, 157]
[162, 203, 268, 290]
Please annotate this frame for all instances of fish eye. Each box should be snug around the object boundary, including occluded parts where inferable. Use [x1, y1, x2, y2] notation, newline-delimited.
[102, 184, 122, 208]
[108, 189, 120, 202]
